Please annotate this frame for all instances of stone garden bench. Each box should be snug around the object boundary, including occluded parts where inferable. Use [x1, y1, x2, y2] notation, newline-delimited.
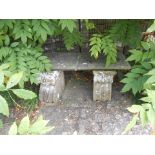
[39, 51, 130, 103]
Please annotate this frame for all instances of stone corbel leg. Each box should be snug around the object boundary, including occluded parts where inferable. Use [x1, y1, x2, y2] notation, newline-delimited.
[93, 71, 116, 102]
[38, 71, 65, 104]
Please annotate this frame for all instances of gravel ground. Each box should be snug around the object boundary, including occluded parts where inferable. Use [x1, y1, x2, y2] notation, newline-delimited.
[0, 71, 153, 135]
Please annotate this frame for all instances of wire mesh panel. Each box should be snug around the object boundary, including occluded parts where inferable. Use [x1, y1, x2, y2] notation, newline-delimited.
[43, 19, 117, 53]
[43, 35, 66, 52]
[43, 19, 149, 53]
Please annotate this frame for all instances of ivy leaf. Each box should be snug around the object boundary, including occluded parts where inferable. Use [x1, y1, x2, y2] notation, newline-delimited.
[6, 72, 23, 89]
[18, 115, 30, 135]
[12, 89, 37, 100]
[9, 122, 17, 135]
[0, 95, 9, 117]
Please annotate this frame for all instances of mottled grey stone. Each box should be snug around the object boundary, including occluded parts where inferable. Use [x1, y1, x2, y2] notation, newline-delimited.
[93, 71, 116, 101]
[46, 51, 131, 71]
[91, 122, 101, 133]
[80, 109, 92, 118]
[38, 71, 65, 103]
[94, 113, 104, 122]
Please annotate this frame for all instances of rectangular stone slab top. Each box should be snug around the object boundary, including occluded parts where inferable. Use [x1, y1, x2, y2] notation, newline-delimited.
[45, 51, 131, 71]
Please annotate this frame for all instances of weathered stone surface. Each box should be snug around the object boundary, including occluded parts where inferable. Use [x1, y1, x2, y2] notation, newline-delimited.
[38, 71, 65, 103]
[0, 72, 152, 135]
[46, 51, 131, 71]
[93, 71, 116, 101]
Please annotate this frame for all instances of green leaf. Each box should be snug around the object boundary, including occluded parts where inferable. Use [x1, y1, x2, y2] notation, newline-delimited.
[145, 69, 155, 75]
[4, 35, 10, 46]
[145, 75, 155, 84]
[121, 83, 132, 92]
[10, 42, 19, 47]
[147, 89, 155, 102]
[140, 108, 148, 127]
[141, 96, 152, 103]
[127, 105, 142, 113]
[21, 33, 27, 44]
[141, 41, 150, 50]
[18, 115, 30, 135]
[147, 106, 155, 124]
[147, 20, 155, 32]
[41, 21, 51, 33]
[0, 95, 9, 117]
[59, 19, 76, 33]
[0, 72, 4, 86]
[12, 89, 37, 100]
[131, 68, 146, 74]
[142, 103, 151, 110]
[30, 115, 53, 135]
[0, 84, 6, 91]
[126, 72, 139, 78]
[0, 63, 10, 70]
[126, 50, 143, 62]
[123, 114, 138, 134]
[120, 78, 133, 83]
[6, 72, 23, 89]
[40, 30, 47, 41]
[9, 122, 17, 135]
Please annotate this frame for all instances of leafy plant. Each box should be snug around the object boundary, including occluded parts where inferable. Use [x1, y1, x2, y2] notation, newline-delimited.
[9, 115, 54, 135]
[0, 19, 83, 85]
[109, 20, 142, 48]
[59, 19, 77, 33]
[123, 89, 155, 134]
[121, 41, 155, 95]
[89, 34, 117, 66]
[89, 20, 150, 66]
[122, 20, 155, 133]
[121, 63, 152, 95]
[0, 64, 37, 117]
[63, 29, 83, 50]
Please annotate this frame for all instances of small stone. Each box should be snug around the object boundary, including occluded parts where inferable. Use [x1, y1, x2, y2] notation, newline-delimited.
[107, 104, 112, 109]
[115, 114, 121, 120]
[95, 113, 104, 122]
